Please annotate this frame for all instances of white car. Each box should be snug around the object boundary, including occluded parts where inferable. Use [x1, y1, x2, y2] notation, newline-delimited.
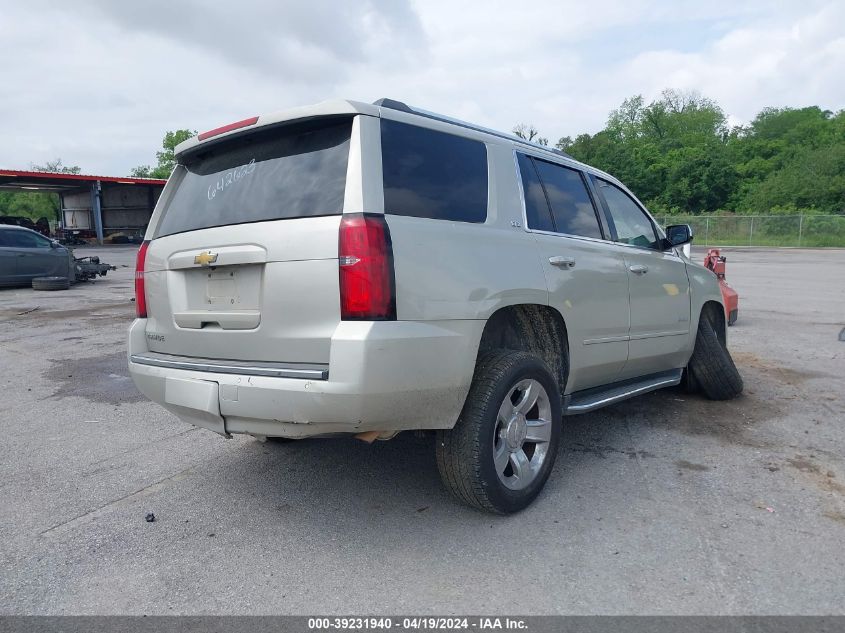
[128, 99, 742, 513]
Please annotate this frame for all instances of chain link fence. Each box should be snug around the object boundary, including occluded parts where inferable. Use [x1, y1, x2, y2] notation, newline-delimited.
[656, 214, 845, 247]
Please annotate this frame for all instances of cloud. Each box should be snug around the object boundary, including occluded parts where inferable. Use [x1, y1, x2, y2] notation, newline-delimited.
[0, 0, 842, 175]
[74, 0, 425, 81]
[609, 1, 845, 126]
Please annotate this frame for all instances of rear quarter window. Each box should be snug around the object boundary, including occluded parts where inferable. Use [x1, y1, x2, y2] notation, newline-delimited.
[381, 119, 487, 223]
[154, 118, 352, 238]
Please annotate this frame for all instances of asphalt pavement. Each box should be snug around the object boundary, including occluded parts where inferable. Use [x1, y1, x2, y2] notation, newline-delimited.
[0, 245, 843, 614]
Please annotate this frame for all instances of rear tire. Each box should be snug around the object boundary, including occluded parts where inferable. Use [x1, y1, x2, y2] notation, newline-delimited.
[688, 311, 743, 400]
[436, 350, 562, 514]
[32, 276, 70, 291]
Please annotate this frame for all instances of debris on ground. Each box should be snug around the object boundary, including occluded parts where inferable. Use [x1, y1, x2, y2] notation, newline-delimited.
[73, 255, 117, 282]
[144, 512, 156, 523]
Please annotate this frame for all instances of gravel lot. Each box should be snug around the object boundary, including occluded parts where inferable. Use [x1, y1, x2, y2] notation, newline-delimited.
[0, 245, 843, 615]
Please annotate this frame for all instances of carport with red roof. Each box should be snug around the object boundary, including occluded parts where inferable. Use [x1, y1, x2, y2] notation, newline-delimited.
[0, 170, 166, 244]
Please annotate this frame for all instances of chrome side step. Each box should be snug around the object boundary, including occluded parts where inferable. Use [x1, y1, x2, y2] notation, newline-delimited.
[563, 369, 682, 415]
[130, 352, 328, 380]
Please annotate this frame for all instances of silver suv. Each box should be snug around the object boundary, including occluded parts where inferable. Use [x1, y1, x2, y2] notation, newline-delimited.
[128, 99, 742, 513]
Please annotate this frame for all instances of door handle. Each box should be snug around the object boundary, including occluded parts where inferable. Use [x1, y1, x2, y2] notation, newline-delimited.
[549, 256, 576, 269]
[629, 264, 649, 274]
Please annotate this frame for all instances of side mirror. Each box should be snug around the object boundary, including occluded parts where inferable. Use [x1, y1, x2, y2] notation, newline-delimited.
[665, 224, 693, 248]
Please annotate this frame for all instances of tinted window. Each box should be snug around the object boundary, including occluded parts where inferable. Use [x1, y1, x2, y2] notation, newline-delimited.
[155, 118, 352, 238]
[381, 120, 487, 223]
[517, 154, 554, 232]
[532, 159, 602, 239]
[597, 179, 660, 249]
[0, 229, 50, 248]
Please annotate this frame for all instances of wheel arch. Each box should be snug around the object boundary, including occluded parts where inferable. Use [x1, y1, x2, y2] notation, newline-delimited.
[475, 304, 569, 395]
[700, 299, 727, 346]
[687, 261, 727, 345]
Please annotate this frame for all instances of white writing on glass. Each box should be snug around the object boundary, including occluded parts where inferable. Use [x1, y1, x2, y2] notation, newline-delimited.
[207, 158, 256, 201]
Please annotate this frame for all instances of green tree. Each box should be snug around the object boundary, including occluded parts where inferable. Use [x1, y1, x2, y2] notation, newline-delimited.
[0, 191, 60, 221]
[560, 90, 736, 213]
[739, 143, 845, 213]
[132, 129, 196, 179]
[728, 107, 844, 212]
[0, 158, 80, 222]
[30, 158, 82, 174]
[528, 93, 845, 216]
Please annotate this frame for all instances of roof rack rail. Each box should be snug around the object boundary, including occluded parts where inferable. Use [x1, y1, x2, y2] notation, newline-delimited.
[372, 98, 571, 158]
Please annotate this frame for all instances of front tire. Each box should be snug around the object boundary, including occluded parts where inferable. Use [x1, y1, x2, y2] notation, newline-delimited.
[688, 310, 743, 400]
[436, 350, 562, 514]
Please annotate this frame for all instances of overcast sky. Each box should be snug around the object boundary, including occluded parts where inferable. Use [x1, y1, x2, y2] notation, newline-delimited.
[2, 0, 843, 176]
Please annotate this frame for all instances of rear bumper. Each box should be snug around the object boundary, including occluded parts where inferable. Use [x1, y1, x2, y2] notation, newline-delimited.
[127, 318, 482, 438]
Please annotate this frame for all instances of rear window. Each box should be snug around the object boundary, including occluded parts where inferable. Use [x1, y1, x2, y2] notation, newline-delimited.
[381, 119, 487, 223]
[154, 118, 352, 238]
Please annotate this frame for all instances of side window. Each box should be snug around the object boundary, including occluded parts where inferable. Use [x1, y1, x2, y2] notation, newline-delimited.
[4, 230, 50, 248]
[516, 153, 554, 232]
[597, 180, 660, 249]
[381, 119, 487, 223]
[531, 159, 602, 239]
[30, 232, 51, 248]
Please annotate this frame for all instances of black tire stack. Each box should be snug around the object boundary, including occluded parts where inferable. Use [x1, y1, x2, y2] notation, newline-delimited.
[31, 276, 71, 291]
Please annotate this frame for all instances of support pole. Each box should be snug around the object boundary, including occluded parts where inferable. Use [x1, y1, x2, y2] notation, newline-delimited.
[57, 193, 65, 232]
[91, 180, 104, 245]
[798, 215, 804, 247]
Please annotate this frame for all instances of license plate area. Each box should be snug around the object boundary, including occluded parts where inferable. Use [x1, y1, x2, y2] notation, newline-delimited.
[178, 264, 262, 311]
[169, 264, 263, 330]
[206, 270, 238, 306]
[171, 264, 263, 330]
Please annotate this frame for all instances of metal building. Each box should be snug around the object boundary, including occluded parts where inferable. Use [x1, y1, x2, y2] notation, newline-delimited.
[0, 169, 166, 244]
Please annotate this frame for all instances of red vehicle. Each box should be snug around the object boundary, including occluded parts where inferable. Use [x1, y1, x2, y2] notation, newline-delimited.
[704, 249, 738, 325]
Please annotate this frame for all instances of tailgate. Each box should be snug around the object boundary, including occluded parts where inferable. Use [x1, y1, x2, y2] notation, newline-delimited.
[143, 217, 341, 364]
[139, 116, 354, 365]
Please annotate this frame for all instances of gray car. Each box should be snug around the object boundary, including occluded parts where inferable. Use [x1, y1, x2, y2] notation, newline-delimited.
[0, 225, 73, 287]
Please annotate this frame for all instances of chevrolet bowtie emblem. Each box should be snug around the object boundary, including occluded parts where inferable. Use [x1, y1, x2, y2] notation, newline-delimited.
[194, 251, 218, 266]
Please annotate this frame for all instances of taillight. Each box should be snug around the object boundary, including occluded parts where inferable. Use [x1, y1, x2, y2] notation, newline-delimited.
[338, 214, 396, 320]
[135, 240, 150, 318]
